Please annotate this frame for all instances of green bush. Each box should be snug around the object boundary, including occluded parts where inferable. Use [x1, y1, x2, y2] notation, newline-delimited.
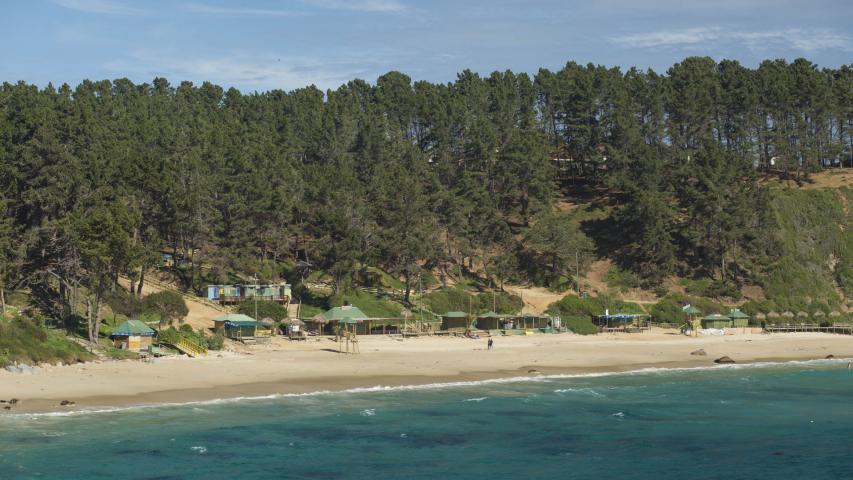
[605, 266, 642, 293]
[561, 315, 598, 335]
[650, 294, 726, 324]
[206, 332, 225, 350]
[142, 291, 189, 325]
[238, 300, 288, 321]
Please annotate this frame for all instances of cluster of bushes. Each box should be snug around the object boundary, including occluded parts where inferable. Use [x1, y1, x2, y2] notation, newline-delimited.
[545, 294, 643, 335]
[421, 287, 523, 315]
[237, 300, 288, 322]
[105, 290, 189, 326]
[649, 294, 726, 324]
[0, 316, 94, 367]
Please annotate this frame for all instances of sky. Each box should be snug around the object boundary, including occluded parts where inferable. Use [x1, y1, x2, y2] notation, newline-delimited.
[1, 0, 851, 92]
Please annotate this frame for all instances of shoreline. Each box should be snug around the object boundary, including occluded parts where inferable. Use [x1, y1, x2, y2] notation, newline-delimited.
[3, 331, 853, 415]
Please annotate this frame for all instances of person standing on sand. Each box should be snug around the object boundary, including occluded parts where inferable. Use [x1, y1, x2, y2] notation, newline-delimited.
[487, 338, 494, 350]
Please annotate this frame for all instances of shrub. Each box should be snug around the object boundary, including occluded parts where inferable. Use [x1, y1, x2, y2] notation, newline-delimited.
[142, 291, 189, 325]
[561, 315, 599, 335]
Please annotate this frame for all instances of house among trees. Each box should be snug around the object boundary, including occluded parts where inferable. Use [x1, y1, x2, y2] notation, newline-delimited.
[206, 282, 291, 305]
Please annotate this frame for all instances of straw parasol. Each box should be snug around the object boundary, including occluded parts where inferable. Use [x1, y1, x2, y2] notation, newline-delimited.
[754, 312, 767, 321]
[812, 310, 826, 318]
[781, 311, 795, 319]
[766, 311, 780, 319]
[796, 311, 810, 320]
[828, 311, 842, 319]
[282, 318, 306, 327]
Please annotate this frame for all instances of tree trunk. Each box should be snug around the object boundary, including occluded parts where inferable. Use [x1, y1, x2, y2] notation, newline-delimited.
[129, 279, 136, 297]
[0, 287, 5, 317]
[86, 296, 94, 343]
[403, 268, 411, 304]
[137, 267, 145, 296]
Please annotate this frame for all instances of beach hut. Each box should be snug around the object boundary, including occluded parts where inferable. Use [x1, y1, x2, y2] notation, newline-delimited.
[476, 311, 507, 330]
[322, 305, 369, 323]
[701, 314, 731, 329]
[110, 320, 156, 351]
[213, 313, 267, 341]
[728, 309, 750, 328]
[441, 311, 470, 331]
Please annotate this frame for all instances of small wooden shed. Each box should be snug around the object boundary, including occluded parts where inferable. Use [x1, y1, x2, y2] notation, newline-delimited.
[728, 309, 750, 328]
[701, 314, 732, 329]
[441, 311, 470, 330]
[110, 320, 156, 351]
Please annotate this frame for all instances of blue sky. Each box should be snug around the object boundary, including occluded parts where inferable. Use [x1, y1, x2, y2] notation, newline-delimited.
[1, 0, 851, 92]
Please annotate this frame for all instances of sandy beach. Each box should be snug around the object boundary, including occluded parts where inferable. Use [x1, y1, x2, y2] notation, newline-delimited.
[2, 330, 853, 414]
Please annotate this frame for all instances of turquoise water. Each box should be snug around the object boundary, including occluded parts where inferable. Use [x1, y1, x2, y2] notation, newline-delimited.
[3, 361, 853, 479]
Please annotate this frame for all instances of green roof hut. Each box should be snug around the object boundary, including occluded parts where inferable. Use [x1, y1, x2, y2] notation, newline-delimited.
[110, 320, 156, 351]
[213, 313, 271, 341]
[441, 311, 471, 331]
[476, 311, 507, 330]
[322, 305, 369, 323]
[728, 309, 750, 328]
[701, 314, 732, 329]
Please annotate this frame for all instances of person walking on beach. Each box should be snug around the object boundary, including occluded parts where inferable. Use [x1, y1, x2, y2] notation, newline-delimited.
[487, 338, 494, 350]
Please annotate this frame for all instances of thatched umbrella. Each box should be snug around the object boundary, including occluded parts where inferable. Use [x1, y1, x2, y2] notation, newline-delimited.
[782, 311, 795, 319]
[283, 318, 306, 327]
[796, 311, 810, 320]
[812, 310, 826, 319]
[754, 312, 767, 321]
[767, 311, 780, 319]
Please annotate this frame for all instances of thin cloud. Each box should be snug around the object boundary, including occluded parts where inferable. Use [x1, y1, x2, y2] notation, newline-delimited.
[611, 27, 852, 52]
[53, 0, 144, 15]
[304, 0, 406, 13]
[183, 3, 297, 17]
[103, 51, 392, 91]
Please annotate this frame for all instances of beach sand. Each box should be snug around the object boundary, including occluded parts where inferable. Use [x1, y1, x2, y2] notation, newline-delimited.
[3, 329, 852, 413]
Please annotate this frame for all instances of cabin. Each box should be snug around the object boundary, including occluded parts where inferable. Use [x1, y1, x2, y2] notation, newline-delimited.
[441, 311, 470, 330]
[476, 311, 507, 330]
[206, 282, 291, 305]
[701, 314, 732, 329]
[728, 309, 750, 328]
[213, 313, 272, 341]
[110, 320, 156, 351]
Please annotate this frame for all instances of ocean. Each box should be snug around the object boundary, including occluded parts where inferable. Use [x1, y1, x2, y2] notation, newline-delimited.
[2, 360, 853, 479]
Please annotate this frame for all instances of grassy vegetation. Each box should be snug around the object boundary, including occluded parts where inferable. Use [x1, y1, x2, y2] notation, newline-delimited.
[605, 266, 642, 293]
[329, 291, 403, 318]
[546, 294, 643, 317]
[421, 287, 523, 315]
[0, 316, 94, 367]
[763, 187, 851, 308]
